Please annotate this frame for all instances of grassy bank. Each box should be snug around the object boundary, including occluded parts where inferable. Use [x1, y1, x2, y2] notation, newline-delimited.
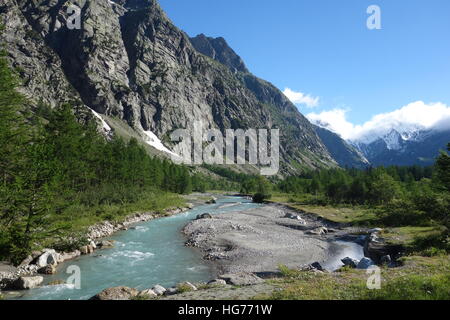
[255, 255, 450, 300]
[41, 190, 186, 250]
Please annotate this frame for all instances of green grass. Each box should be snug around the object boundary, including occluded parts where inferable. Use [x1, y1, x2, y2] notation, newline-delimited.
[256, 255, 450, 300]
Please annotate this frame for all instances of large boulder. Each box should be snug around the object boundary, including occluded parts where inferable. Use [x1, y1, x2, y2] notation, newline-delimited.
[90, 286, 139, 300]
[13, 276, 44, 290]
[219, 273, 264, 286]
[36, 249, 58, 268]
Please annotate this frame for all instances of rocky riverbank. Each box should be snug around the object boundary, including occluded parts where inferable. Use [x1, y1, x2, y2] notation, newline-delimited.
[0, 204, 195, 293]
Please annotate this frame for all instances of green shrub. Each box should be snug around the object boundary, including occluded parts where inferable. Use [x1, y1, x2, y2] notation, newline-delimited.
[253, 193, 271, 203]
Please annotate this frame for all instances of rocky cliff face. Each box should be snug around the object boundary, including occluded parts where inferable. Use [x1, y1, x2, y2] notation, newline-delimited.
[0, 0, 335, 174]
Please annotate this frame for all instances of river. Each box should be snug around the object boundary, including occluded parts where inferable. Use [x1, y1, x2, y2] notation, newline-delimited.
[15, 196, 364, 300]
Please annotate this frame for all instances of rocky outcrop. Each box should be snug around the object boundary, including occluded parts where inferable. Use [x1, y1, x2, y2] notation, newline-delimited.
[0, 0, 336, 174]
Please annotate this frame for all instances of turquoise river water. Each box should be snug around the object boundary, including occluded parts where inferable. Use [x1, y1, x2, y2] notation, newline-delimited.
[15, 196, 363, 300]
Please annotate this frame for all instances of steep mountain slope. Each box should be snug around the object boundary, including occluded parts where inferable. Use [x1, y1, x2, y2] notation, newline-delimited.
[0, 0, 335, 174]
[313, 125, 369, 169]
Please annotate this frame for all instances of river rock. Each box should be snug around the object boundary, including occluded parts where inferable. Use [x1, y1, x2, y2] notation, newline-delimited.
[341, 257, 359, 268]
[13, 276, 44, 290]
[357, 257, 375, 269]
[219, 273, 264, 286]
[284, 213, 307, 224]
[38, 264, 56, 275]
[368, 228, 383, 234]
[196, 213, 213, 220]
[48, 280, 66, 286]
[90, 286, 139, 300]
[208, 279, 227, 286]
[97, 240, 115, 248]
[139, 289, 158, 298]
[164, 287, 178, 296]
[152, 284, 166, 296]
[59, 250, 81, 263]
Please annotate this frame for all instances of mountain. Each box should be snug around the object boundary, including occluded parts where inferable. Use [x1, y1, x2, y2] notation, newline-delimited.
[313, 125, 369, 169]
[351, 128, 450, 167]
[190, 34, 248, 73]
[0, 0, 335, 175]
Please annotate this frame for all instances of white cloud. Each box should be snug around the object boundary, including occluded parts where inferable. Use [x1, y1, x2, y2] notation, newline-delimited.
[283, 88, 319, 108]
[307, 101, 450, 142]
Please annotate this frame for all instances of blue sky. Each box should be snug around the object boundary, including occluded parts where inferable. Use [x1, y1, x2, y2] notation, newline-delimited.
[159, 0, 450, 136]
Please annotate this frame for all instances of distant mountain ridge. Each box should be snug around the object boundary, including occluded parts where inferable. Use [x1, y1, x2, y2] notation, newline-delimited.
[349, 128, 450, 167]
[312, 120, 450, 167]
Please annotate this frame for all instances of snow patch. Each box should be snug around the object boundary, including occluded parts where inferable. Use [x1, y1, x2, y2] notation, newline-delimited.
[143, 130, 179, 158]
[90, 109, 112, 133]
